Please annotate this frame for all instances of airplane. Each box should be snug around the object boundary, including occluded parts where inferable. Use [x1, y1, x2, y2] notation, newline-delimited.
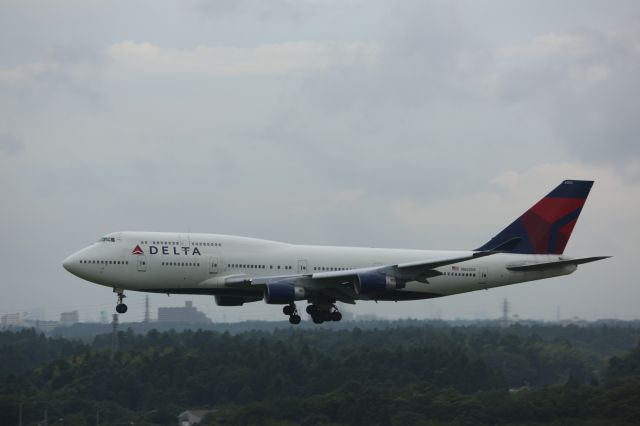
[63, 180, 609, 324]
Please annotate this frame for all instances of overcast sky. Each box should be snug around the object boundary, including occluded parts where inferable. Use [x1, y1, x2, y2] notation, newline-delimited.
[1, 0, 639, 323]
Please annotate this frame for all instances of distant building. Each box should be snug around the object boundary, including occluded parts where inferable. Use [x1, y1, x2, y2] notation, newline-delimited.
[355, 314, 378, 321]
[33, 320, 60, 333]
[1, 312, 22, 328]
[178, 409, 216, 426]
[339, 310, 354, 321]
[29, 308, 45, 321]
[158, 301, 211, 323]
[60, 310, 79, 325]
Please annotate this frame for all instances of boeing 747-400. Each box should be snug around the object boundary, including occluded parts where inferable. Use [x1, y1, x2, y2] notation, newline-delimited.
[63, 180, 608, 324]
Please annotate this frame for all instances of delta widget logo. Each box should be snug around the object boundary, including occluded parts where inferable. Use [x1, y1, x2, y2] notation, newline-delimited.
[131, 244, 201, 256]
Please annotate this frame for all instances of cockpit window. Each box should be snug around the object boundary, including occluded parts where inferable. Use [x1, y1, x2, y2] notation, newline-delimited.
[99, 237, 116, 242]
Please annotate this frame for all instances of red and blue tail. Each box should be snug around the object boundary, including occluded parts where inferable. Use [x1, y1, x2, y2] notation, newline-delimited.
[476, 180, 594, 255]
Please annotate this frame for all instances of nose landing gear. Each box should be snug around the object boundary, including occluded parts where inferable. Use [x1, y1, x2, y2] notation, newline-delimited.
[114, 289, 127, 314]
[283, 303, 301, 325]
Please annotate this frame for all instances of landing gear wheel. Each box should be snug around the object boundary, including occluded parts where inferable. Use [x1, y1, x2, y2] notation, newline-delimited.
[283, 304, 295, 316]
[289, 314, 301, 325]
[283, 303, 301, 325]
[306, 305, 316, 315]
[330, 311, 342, 322]
[311, 314, 324, 324]
[114, 290, 127, 314]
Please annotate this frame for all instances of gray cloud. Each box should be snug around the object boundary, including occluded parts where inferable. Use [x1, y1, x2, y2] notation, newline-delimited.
[489, 28, 640, 170]
[0, 133, 23, 155]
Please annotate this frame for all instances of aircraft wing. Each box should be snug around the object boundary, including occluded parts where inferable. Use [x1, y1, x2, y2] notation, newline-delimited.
[250, 250, 495, 304]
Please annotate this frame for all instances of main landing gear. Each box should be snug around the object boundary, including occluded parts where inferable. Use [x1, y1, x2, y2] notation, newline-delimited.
[283, 303, 301, 324]
[115, 290, 127, 314]
[307, 303, 342, 324]
[281, 302, 343, 325]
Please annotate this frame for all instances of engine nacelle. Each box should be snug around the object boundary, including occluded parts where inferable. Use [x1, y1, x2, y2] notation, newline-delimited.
[264, 281, 306, 304]
[214, 295, 247, 306]
[354, 272, 402, 295]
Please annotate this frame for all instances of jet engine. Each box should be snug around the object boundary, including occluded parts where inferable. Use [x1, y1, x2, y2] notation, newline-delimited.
[354, 272, 403, 295]
[264, 281, 306, 304]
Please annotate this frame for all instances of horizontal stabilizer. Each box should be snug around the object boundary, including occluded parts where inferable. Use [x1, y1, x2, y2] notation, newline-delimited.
[507, 256, 610, 271]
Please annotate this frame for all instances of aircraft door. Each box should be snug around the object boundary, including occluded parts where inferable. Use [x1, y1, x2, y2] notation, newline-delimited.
[137, 255, 147, 272]
[478, 267, 488, 285]
[298, 259, 308, 273]
[209, 256, 219, 274]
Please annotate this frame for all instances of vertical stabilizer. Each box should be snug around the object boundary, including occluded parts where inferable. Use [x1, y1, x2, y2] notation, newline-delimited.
[476, 180, 593, 254]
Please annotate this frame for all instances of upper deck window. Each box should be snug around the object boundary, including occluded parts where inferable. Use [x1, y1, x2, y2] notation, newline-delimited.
[99, 237, 115, 242]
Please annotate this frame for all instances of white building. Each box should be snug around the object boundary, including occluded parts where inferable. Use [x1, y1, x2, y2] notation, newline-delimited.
[178, 410, 216, 426]
[60, 310, 79, 325]
[1, 312, 22, 328]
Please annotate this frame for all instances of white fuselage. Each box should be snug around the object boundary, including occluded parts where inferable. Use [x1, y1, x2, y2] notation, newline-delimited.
[63, 231, 576, 301]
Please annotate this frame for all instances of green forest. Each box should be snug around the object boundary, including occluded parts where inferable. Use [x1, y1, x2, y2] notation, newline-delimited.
[1, 321, 639, 425]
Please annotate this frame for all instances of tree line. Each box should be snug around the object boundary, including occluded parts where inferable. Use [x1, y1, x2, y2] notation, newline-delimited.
[0, 322, 639, 425]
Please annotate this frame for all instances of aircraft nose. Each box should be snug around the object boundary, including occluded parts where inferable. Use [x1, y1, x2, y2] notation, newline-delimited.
[63, 253, 78, 275]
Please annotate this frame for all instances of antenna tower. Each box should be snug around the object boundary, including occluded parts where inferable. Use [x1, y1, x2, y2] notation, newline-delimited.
[144, 295, 150, 323]
[502, 298, 510, 326]
[111, 314, 119, 358]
